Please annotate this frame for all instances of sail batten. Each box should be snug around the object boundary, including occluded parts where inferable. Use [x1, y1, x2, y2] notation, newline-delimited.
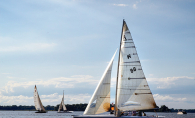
[84, 50, 117, 115]
[116, 20, 156, 112]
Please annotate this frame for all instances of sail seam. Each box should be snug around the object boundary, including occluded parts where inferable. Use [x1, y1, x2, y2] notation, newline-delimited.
[128, 77, 145, 79]
[135, 93, 152, 95]
[123, 61, 140, 63]
[123, 46, 135, 48]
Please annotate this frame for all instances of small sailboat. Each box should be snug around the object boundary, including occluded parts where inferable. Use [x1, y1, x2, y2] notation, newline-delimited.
[58, 91, 73, 113]
[34, 85, 47, 113]
[177, 110, 187, 114]
[73, 20, 157, 118]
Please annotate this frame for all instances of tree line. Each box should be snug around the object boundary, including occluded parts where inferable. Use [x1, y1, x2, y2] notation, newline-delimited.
[0, 104, 194, 113]
[0, 103, 88, 111]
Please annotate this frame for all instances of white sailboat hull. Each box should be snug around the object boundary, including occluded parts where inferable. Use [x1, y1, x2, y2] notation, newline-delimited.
[72, 115, 157, 118]
[58, 111, 73, 113]
[177, 111, 187, 114]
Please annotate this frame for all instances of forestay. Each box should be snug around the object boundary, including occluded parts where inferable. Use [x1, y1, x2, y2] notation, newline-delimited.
[116, 20, 156, 111]
[84, 50, 117, 115]
[34, 85, 46, 111]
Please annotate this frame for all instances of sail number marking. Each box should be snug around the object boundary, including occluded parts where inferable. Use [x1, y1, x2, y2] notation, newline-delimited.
[127, 54, 131, 59]
[123, 35, 132, 41]
[130, 67, 136, 73]
[124, 35, 127, 41]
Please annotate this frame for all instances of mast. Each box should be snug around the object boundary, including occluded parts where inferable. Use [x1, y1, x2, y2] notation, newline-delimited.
[114, 19, 125, 116]
[63, 90, 64, 101]
[62, 90, 67, 111]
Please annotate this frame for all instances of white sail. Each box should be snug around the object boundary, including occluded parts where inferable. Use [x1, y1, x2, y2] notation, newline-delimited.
[84, 50, 117, 115]
[62, 101, 67, 111]
[58, 91, 67, 112]
[115, 20, 156, 112]
[58, 100, 63, 112]
[34, 85, 45, 111]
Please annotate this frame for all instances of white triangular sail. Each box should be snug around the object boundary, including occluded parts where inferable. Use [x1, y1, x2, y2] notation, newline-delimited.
[58, 100, 63, 112]
[34, 85, 46, 112]
[58, 91, 67, 112]
[115, 20, 156, 112]
[62, 101, 67, 111]
[84, 50, 117, 115]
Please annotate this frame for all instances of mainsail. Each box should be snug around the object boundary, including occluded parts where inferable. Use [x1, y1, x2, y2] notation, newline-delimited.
[84, 50, 117, 115]
[34, 85, 46, 112]
[58, 91, 67, 112]
[115, 20, 156, 112]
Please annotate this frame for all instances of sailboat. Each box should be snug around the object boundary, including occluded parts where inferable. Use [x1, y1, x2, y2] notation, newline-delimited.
[34, 85, 47, 113]
[58, 91, 73, 113]
[177, 110, 187, 114]
[73, 20, 157, 118]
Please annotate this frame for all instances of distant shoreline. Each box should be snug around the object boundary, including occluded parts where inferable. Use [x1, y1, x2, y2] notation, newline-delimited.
[0, 104, 195, 113]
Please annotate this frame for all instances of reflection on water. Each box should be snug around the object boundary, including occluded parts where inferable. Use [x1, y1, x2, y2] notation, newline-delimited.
[0, 111, 194, 118]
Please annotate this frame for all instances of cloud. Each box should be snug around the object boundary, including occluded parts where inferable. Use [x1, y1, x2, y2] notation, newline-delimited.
[0, 94, 33, 105]
[153, 94, 195, 109]
[41, 93, 91, 105]
[0, 92, 91, 105]
[132, 0, 143, 9]
[0, 43, 57, 52]
[133, 4, 137, 9]
[147, 76, 194, 89]
[1, 73, 11, 75]
[113, 4, 128, 7]
[2, 75, 98, 93]
[153, 94, 187, 102]
[111, 77, 116, 88]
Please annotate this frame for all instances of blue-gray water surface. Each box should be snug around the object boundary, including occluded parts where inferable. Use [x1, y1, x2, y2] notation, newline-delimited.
[0, 111, 194, 118]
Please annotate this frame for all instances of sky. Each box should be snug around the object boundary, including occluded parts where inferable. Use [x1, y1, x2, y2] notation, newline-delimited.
[0, 0, 195, 109]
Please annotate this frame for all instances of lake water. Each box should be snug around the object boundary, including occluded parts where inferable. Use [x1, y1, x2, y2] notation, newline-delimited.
[0, 111, 194, 118]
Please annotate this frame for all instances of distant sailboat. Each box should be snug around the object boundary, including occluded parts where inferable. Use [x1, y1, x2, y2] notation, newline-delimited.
[34, 85, 47, 113]
[58, 91, 73, 113]
[73, 20, 157, 118]
[177, 110, 187, 114]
